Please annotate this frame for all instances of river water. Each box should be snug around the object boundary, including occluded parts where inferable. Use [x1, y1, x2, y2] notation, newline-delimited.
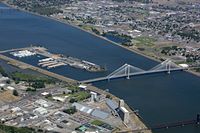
[0, 3, 200, 133]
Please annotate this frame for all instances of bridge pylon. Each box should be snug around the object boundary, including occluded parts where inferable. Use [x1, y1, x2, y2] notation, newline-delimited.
[107, 64, 144, 81]
[150, 59, 181, 74]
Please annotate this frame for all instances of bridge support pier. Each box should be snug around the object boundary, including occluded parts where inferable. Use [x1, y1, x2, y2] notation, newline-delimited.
[126, 64, 130, 79]
[196, 114, 200, 124]
[166, 62, 171, 74]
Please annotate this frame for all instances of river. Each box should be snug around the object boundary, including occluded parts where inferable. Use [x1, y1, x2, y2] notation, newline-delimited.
[0, 3, 200, 133]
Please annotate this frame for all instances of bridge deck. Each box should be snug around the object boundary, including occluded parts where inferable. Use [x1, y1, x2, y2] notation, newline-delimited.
[80, 68, 184, 83]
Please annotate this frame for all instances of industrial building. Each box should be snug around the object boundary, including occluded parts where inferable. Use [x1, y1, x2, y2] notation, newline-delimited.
[72, 102, 109, 119]
[118, 106, 129, 124]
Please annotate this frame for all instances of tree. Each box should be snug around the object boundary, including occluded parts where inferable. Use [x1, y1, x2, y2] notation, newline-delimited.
[31, 81, 45, 88]
[106, 94, 112, 99]
[63, 106, 77, 115]
[6, 80, 10, 84]
[13, 90, 19, 96]
[69, 98, 77, 103]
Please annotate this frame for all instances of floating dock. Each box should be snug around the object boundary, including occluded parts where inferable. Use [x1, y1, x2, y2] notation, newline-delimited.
[47, 62, 66, 69]
[41, 61, 58, 67]
[6, 46, 105, 72]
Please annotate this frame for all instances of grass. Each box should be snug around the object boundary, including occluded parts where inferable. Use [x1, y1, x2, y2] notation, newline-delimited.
[0, 90, 20, 103]
[134, 36, 156, 47]
[91, 120, 105, 126]
[79, 25, 94, 31]
[68, 85, 80, 92]
[0, 124, 35, 133]
[11, 72, 56, 84]
[70, 91, 91, 101]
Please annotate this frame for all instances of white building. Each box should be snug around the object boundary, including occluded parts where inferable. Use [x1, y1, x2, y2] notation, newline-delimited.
[90, 91, 97, 102]
[35, 99, 50, 108]
[33, 107, 48, 115]
[118, 106, 129, 124]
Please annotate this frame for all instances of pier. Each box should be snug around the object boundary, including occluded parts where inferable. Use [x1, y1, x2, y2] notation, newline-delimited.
[0, 46, 104, 72]
[0, 54, 75, 83]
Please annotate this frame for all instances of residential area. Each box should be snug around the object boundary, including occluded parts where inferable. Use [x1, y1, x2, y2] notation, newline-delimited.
[6, 0, 200, 72]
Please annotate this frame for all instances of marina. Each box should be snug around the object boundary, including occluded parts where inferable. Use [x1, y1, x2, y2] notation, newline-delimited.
[7, 46, 105, 72]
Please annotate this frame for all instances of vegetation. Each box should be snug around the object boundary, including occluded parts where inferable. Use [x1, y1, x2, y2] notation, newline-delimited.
[26, 87, 36, 92]
[91, 120, 113, 130]
[134, 36, 156, 47]
[68, 85, 80, 93]
[31, 81, 45, 89]
[11, 72, 56, 89]
[103, 31, 132, 44]
[0, 66, 8, 77]
[78, 25, 101, 35]
[91, 28, 101, 35]
[45, 93, 53, 99]
[63, 106, 77, 114]
[91, 120, 105, 126]
[31, 7, 63, 16]
[12, 90, 19, 96]
[0, 124, 35, 133]
[177, 29, 200, 43]
[69, 91, 91, 103]
[106, 94, 112, 99]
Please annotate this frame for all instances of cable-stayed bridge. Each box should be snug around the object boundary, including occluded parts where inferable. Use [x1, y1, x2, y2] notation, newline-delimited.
[81, 59, 185, 83]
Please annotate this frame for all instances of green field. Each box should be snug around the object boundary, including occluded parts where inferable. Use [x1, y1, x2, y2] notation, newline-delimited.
[91, 120, 105, 126]
[70, 91, 91, 102]
[0, 124, 35, 133]
[134, 36, 156, 47]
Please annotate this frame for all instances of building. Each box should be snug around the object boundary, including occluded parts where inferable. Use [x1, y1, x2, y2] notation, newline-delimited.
[0, 76, 9, 83]
[118, 107, 129, 124]
[91, 109, 109, 119]
[0, 105, 9, 112]
[52, 96, 67, 102]
[118, 99, 124, 108]
[106, 99, 118, 116]
[78, 84, 87, 90]
[72, 103, 109, 119]
[11, 107, 21, 113]
[7, 86, 15, 90]
[35, 99, 50, 108]
[90, 91, 97, 102]
[33, 107, 48, 115]
[72, 102, 93, 114]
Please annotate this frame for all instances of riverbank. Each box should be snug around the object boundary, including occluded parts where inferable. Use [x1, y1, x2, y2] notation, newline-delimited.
[1, 1, 159, 64]
[0, 52, 151, 133]
[3, 1, 200, 77]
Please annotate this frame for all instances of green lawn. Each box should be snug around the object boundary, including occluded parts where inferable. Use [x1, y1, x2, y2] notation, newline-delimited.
[0, 124, 35, 133]
[70, 91, 91, 101]
[91, 120, 105, 126]
[134, 36, 156, 47]
[11, 72, 56, 84]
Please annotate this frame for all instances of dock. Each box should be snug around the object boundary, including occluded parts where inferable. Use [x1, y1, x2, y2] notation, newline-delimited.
[47, 62, 66, 69]
[0, 54, 75, 83]
[2, 46, 104, 71]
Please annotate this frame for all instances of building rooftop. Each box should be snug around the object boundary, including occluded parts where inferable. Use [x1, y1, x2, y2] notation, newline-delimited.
[106, 99, 118, 111]
[72, 103, 93, 114]
[91, 109, 109, 119]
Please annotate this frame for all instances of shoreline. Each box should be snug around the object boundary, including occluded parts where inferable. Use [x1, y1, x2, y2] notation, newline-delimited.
[0, 53, 151, 133]
[1, 1, 159, 64]
[0, 3, 151, 131]
[2, 1, 200, 78]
